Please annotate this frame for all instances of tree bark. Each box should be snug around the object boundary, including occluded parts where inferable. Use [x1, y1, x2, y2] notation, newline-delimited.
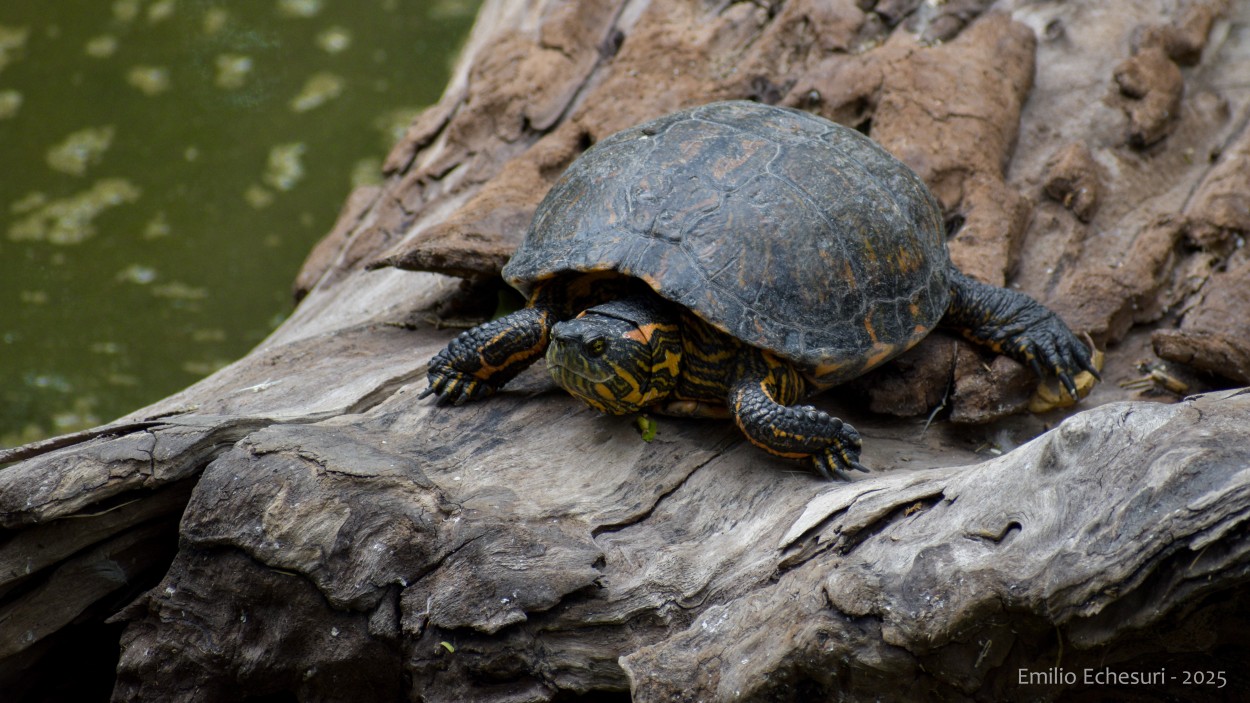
[3, 0, 1250, 701]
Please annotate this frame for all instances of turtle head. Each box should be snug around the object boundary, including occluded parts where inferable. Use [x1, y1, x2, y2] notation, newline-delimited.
[546, 297, 682, 415]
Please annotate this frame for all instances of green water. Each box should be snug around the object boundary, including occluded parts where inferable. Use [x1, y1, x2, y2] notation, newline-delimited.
[0, 0, 480, 446]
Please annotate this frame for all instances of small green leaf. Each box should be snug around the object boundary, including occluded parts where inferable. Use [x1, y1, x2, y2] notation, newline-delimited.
[439, 641, 455, 653]
[635, 415, 657, 442]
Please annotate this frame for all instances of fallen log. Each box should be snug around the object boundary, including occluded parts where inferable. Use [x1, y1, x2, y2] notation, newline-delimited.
[3, 0, 1250, 700]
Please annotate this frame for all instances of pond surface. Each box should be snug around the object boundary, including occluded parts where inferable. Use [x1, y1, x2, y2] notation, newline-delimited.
[1, 0, 480, 446]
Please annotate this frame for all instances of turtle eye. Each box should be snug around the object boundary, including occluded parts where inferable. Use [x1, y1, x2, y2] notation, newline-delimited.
[586, 337, 608, 357]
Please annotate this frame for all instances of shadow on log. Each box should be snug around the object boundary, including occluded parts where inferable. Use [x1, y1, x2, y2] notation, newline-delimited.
[4, 0, 1250, 700]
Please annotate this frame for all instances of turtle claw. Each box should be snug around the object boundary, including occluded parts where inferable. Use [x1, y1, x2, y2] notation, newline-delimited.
[812, 453, 870, 482]
[1052, 369, 1078, 400]
[1077, 335, 1103, 381]
[1027, 356, 1044, 379]
[1064, 374, 1080, 400]
[423, 352, 498, 406]
[810, 421, 867, 482]
[1027, 331, 1105, 412]
[1007, 312, 1100, 401]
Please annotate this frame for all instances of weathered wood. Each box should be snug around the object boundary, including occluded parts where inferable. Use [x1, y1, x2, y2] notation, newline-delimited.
[3, 0, 1250, 700]
[625, 388, 1250, 700]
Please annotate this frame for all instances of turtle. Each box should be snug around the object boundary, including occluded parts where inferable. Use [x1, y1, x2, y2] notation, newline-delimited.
[420, 100, 1098, 480]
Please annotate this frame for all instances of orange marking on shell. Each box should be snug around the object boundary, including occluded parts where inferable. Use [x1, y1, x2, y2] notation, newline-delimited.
[862, 342, 899, 371]
[709, 138, 767, 182]
[813, 358, 848, 378]
[896, 245, 922, 274]
[862, 238, 878, 265]
[566, 270, 621, 303]
[863, 314, 879, 345]
[637, 272, 664, 296]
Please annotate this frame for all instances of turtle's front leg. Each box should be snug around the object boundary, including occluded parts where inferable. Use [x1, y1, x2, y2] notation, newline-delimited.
[943, 269, 1100, 397]
[421, 307, 555, 405]
[728, 352, 868, 481]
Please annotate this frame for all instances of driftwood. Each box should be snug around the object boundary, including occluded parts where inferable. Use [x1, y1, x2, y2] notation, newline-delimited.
[3, 0, 1250, 700]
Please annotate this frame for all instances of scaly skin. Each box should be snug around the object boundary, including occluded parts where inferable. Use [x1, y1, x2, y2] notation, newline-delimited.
[728, 349, 868, 480]
[420, 306, 555, 405]
[943, 269, 1100, 396]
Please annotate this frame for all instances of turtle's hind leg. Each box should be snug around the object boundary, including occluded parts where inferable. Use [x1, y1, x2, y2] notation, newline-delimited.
[422, 306, 555, 405]
[942, 268, 1100, 397]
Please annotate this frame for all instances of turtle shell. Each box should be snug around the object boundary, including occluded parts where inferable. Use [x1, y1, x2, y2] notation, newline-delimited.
[502, 100, 951, 387]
